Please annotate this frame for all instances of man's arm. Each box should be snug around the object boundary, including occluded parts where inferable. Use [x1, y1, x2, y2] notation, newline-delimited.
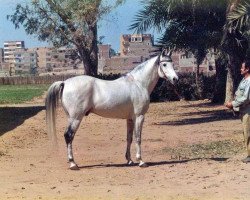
[232, 82, 250, 108]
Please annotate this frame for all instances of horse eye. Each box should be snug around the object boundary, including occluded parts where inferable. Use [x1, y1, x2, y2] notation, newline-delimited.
[163, 63, 167, 67]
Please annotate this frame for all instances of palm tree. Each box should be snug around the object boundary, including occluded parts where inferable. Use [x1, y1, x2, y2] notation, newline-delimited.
[223, 0, 249, 102]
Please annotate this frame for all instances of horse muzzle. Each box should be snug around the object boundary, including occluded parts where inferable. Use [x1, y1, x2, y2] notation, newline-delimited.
[171, 76, 179, 85]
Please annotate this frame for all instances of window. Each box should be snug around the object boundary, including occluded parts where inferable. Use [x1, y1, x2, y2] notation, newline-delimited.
[131, 36, 142, 42]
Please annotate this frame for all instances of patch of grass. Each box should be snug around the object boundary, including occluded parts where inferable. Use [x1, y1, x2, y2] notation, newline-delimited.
[0, 84, 49, 104]
[163, 139, 245, 159]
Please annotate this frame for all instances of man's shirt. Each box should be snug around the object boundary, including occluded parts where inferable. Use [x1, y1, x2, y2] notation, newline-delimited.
[232, 76, 250, 114]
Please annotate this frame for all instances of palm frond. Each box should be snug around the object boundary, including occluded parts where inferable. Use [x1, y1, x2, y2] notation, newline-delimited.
[227, 2, 250, 31]
[129, 0, 169, 33]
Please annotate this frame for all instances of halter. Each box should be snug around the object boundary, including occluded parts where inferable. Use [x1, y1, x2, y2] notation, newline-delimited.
[159, 59, 172, 63]
[158, 57, 173, 78]
[158, 63, 170, 84]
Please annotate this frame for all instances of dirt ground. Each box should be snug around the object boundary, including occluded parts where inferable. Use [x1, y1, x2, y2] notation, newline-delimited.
[0, 97, 249, 200]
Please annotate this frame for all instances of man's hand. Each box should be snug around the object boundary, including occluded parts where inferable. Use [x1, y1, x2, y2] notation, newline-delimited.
[225, 101, 233, 109]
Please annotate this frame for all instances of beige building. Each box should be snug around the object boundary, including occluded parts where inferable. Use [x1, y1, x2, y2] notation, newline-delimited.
[98, 44, 111, 59]
[99, 34, 158, 74]
[1, 37, 216, 76]
[32, 47, 83, 75]
[0, 48, 3, 63]
[45, 47, 82, 73]
[172, 51, 216, 75]
[120, 34, 155, 59]
[13, 49, 38, 75]
[0, 48, 3, 71]
[4, 41, 25, 63]
[1, 41, 85, 76]
[0, 48, 10, 76]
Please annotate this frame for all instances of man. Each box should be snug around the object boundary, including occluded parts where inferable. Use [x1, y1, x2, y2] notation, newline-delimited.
[225, 59, 250, 163]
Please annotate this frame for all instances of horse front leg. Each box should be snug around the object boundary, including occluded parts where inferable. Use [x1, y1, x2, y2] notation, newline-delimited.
[126, 119, 134, 165]
[134, 115, 148, 167]
[64, 119, 81, 170]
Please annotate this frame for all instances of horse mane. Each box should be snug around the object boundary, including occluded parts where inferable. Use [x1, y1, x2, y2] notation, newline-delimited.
[129, 56, 160, 76]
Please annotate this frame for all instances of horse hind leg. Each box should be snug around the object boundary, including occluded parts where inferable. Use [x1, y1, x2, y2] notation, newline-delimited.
[126, 119, 134, 165]
[64, 118, 82, 170]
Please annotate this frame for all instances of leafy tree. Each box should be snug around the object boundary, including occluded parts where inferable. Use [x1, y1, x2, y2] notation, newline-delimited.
[8, 0, 125, 76]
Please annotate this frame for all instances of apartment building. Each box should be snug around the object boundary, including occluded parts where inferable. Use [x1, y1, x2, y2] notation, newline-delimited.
[0, 36, 216, 76]
[12, 47, 82, 75]
[98, 44, 112, 73]
[0, 48, 3, 63]
[45, 47, 82, 73]
[173, 51, 216, 75]
[4, 41, 25, 63]
[98, 44, 111, 59]
[120, 34, 155, 59]
[13, 49, 38, 75]
[0, 48, 3, 70]
[99, 34, 158, 74]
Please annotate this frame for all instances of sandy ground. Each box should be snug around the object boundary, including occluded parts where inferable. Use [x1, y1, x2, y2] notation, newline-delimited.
[0, 98, 249, 200]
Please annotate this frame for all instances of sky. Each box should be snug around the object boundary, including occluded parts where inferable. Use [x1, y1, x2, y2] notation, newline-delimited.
[0, 0, 160, 52]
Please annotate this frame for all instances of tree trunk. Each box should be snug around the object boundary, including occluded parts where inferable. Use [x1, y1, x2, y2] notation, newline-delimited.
[195, 64, 203, 99]
[212, 57, 227, 103]
[224, 55, 242, 103]
[89, 23, 98, 76]
[225, 64, 234, 103]
[77, 23, 98, 76]
[81, 53, 98, 76]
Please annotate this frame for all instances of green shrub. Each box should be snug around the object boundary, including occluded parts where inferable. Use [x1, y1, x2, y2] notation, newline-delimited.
[97, 73, 216, 102]
[151, 73, 216, 102]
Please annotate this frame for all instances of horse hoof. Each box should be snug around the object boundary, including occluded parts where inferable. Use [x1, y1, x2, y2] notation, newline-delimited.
[127, 160, 134, 166]
[139, 162, 148, 168]
[69, 164, 80, 170]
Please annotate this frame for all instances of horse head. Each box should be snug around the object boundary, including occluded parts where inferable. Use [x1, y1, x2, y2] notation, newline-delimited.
[158, 49, 178, 85]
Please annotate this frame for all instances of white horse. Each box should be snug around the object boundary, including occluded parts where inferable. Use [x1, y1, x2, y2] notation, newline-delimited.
[46, 50, 178, 170]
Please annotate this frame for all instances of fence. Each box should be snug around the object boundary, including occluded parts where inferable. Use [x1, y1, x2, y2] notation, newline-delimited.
[0, 75, 77, 85]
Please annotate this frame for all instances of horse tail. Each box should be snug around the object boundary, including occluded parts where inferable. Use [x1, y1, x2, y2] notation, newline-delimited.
[45, 81, 64, 145]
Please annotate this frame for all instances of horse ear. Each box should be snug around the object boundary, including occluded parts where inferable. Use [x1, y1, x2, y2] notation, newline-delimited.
[156, 54, 161, 64]
[167, 49, 173, 57]
[160, 49, 166, 58]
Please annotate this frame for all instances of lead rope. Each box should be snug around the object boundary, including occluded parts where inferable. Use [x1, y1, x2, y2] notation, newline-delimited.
[168, 83, 204, 113]
[159, 65, 203, 113]
[169, 82, 237, 117]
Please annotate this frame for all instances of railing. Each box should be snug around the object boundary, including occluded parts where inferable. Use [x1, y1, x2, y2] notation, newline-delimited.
[0, 74, 77, 85]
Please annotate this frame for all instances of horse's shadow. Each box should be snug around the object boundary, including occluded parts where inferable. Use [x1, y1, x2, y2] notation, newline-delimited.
[78, 157, 228, 169]
[0, 106, 45, 137]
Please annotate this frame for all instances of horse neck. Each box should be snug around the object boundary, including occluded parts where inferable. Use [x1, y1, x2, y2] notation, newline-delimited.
[130, 56, 160, 94]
